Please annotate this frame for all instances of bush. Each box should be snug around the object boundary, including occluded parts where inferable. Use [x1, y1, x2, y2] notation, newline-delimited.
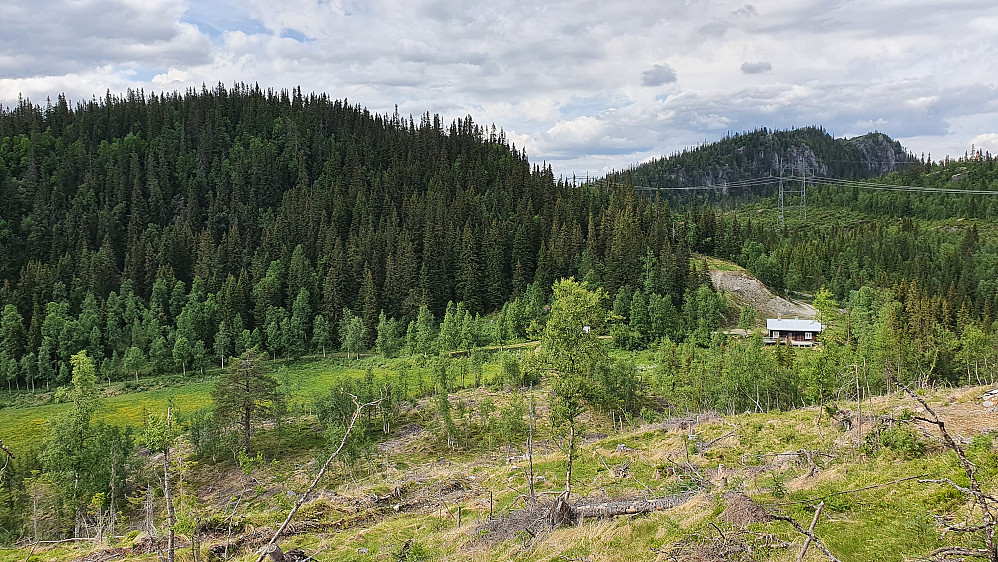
[864, 423, 925, 459]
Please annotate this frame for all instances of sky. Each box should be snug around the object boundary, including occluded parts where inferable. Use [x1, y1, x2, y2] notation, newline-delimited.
[2, 0, 997, 178]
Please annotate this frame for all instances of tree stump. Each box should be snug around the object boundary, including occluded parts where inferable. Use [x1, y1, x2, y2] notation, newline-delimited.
[264, 544, 286, 562]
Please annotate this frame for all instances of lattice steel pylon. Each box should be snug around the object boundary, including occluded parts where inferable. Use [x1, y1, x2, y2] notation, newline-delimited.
[778, 174, 785, 226]
[799, 162, 807, 220]
[776, 157, 808, 226]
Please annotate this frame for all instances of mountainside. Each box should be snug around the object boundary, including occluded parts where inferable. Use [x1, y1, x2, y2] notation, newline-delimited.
[613, 126, 911, 192]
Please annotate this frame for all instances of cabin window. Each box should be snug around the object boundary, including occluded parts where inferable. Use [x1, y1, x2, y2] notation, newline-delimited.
[805, 332, 812, 340]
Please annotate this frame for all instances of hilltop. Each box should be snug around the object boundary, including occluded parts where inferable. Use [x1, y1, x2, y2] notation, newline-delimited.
[610, 126, 911, 194]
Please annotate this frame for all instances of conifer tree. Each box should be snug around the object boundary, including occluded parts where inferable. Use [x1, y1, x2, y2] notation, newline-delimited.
[211, 349, 281, 454]
[312, 314, 330, 358]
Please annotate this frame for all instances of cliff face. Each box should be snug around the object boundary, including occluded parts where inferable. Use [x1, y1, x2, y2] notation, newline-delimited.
[843, 132, 908, 175]
[617, 127, 911, 191]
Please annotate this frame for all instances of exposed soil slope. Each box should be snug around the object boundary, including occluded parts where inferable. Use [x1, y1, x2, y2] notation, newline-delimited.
[709, 268, 816, 321]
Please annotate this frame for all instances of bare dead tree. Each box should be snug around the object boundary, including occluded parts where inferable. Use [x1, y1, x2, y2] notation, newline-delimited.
[254, 393, 384, 562]
[902, 385, 997, 562]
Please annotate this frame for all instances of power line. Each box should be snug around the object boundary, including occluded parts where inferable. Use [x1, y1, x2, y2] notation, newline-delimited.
[811, 176, 998, 195]
[632, 177, 779, 191]
[629, 176, 998, 196]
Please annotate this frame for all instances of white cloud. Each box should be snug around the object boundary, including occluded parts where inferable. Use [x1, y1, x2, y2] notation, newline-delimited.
[152, 68, 190, 85]
[970, 133, 998, 155]
[0, 0, 997, 177]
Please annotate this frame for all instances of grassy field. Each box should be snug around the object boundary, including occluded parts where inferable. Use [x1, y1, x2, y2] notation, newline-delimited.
[0, 351, 515, 455]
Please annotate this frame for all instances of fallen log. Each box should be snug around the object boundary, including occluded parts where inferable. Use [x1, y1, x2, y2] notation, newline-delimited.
[575, 495, 691, 520]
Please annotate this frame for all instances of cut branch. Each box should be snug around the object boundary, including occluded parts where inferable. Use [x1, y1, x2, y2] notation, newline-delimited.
[770, 511, 842, 562]
[796, 502, 824, 562]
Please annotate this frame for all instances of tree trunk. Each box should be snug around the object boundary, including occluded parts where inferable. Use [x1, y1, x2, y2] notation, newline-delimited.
[575, 496, 690, 519]
[527, 389, 536, 502]
[164, 408, 176, 562]
[565, 424, 576, 498]
[244, 407, 252, 454]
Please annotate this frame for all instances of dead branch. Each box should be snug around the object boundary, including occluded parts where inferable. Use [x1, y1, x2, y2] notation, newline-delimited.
[901, 384, 997, 562]
[770, 511, 842, 562]
[697, 429, 738, 453]
[919, 478, 975, 495]
[656, 523, 793, 561]
[254, 393, 385, 562]
[300, 548, 326, 562]
[33, 537, 99, 544]
[930, 546, 993, 558]
[796, 502, 824, 562]
[0, 439, 12, 477]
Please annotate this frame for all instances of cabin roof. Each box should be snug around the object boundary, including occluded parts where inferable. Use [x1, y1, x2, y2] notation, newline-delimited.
[766, 318, 824, 332]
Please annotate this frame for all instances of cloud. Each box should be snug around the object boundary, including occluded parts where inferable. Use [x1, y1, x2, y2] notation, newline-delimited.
[1, 0, 997, 177]
[0, 0, 211, 78]
[970, 133, 998, 154]
[740, 61, 772, 74]
[152, 68, 190, 85]
[641, 64, 678, 87]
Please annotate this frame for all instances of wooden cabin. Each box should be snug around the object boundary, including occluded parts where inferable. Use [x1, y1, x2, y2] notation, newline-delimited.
[764, 316, 824, 347]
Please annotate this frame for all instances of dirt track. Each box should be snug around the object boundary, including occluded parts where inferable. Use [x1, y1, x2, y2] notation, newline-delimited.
[709, 269, 816, 320]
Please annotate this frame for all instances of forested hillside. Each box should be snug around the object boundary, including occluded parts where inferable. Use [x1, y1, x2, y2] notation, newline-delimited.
[1, 90, 996, 392]
[0, 84, 711, 390]
[611, 126, 911, 193]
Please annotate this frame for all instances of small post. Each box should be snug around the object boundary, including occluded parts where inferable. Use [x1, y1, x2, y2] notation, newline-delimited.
[457, 506, 462, 528]
[490, 492, 493, 519]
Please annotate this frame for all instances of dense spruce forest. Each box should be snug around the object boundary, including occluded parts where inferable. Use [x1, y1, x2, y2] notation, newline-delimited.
[0, 83, 711, 391]
[0, 85, 997, 392]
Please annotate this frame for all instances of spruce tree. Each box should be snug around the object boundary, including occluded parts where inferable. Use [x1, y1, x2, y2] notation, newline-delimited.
[211, 349, 281, 454]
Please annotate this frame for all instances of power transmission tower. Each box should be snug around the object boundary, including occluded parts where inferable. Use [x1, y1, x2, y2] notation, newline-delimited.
[778, 172, 785, 227]
[799, 160, 807, 221]
[776, 156, 809, 226]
